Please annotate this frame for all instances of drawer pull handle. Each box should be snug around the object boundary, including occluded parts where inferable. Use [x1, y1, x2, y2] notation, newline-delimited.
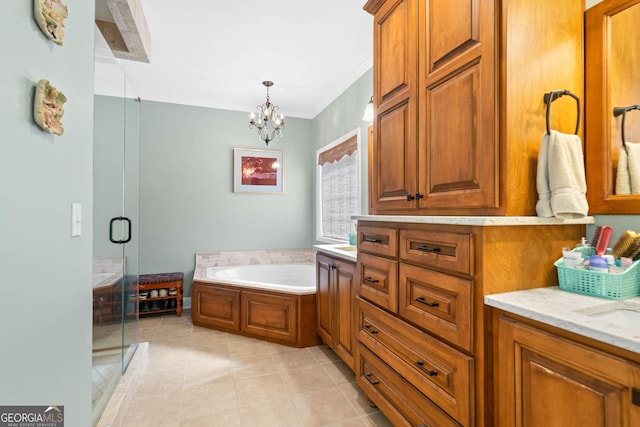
[416, 297, 439, 307]
[364, 276, 379, 284]
[364, 372, 379, 385]
[364, 324, 379, 334]
[417, 245, 441, 253]
[415, 360, 438, 376]
[364, 238, 382, 243]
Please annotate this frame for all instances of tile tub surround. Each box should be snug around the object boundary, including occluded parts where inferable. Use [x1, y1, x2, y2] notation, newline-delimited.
[193, 249, 315, 281]
[485, 287, 640, 353]
[94, 256, 125, 275]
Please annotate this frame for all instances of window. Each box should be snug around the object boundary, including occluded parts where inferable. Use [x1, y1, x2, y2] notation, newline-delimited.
[316, 129, 361, 242]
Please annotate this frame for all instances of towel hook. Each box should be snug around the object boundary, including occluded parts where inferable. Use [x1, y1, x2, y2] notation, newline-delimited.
[543, 90, 581, 135]
[613, 105, 640, 154]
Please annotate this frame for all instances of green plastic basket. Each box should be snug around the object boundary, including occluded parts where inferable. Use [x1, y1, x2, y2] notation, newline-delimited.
[555, 258, 640, 300]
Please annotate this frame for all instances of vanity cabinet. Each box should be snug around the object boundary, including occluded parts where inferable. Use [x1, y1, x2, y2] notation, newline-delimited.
[364, 0, 584, 215]
[355, 219, 584, 426]
[316, 252, 357, 370]
[494, 311, 640, 427]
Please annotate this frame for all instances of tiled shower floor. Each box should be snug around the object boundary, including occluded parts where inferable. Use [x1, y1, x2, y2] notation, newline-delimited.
[99, 310, 393, 426]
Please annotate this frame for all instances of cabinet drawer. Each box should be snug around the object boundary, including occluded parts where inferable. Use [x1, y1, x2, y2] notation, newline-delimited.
[399, 228, 472, 275]
[399, 263, 473, 352]
[357, 252, 399, 313]
[358, 225, 398, 257]
[357, 298, 473, 425]
[356, 343, 461, 427]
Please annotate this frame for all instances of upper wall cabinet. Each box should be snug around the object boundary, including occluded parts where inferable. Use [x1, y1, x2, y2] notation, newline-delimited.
[586, 0, 640, 214]
[364, 0, 584, 216]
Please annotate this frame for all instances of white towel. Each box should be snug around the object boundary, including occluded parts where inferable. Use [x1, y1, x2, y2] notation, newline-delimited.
[536, 130, 589, 218]
[616, 144, 631, 195]
[536, 132, 553, 217]
[627, 142, 640, 194]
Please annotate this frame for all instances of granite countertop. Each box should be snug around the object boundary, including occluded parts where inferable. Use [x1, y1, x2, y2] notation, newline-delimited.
[353, 215, 595, 226]
[313, 244, 357, 262]
[485, 287, 640, 354]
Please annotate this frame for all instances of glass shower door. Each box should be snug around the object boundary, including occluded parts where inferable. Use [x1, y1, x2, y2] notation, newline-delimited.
[91, 49, 139, 425]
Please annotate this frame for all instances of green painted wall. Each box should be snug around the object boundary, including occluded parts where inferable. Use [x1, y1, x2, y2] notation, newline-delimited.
[0, 1, 94, 425]
[133, 70, 373, 297]
[137, 101, 313, 295]
[312, 69, 373, 216]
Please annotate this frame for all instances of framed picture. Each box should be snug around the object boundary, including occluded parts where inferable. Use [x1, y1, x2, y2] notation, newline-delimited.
[233, 148, 284, 193]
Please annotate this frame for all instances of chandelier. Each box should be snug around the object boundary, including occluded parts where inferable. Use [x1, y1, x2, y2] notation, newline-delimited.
[249, 81, 285, 145]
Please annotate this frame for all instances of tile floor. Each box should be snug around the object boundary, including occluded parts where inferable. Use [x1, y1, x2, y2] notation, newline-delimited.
[106, 310, 393, 426]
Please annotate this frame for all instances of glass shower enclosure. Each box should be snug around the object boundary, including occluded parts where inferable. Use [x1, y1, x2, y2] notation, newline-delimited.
[91, 34, 140, 425]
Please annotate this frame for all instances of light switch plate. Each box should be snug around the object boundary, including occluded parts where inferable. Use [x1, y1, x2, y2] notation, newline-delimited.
[71, 203, 81, 237]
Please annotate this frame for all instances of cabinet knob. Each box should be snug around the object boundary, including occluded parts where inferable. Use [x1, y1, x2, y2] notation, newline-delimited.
[406, 193, 415, 201]
[416, 192, 424, 200]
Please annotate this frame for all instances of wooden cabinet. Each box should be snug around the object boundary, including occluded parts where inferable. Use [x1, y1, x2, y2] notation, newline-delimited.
[368, 0, 418, 211]
[316, 252, 357, 370]
[355, 219, 584, 426]
[191, 283, 241, 331]
[365, 0, 584, 215]
[93, 280, 135, 325]
[356, 342, 461, 427]
[191, 280, 318, 348]
[494, 312, 640, 427]
[357, 297, 472, 425]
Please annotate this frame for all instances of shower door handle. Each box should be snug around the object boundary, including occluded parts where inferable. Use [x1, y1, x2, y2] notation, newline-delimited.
[109, 216, 132, 244]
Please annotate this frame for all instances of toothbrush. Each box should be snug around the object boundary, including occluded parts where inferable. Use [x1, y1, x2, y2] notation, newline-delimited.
[595, 226, 613, 256]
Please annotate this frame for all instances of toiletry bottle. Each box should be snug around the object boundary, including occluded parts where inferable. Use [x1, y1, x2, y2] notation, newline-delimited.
[348, 222, 357, 246]
[574, 237, 595, 259]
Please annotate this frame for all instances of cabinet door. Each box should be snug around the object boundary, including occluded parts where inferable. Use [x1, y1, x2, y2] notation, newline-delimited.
[241, 291, 298, 345]
[316, 254, 333, 345]
[497, 315, 640, 427]
[370, 0, 419, 212]
[334, 259, 356, 369]
[417, 0, 496, 210]
[191, 282, 240, 331]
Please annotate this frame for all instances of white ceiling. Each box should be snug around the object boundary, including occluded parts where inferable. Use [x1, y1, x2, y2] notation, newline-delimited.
[94, 1, 373, 119]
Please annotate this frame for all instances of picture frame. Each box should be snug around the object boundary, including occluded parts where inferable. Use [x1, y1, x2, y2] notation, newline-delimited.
[233, 148, 283, 193]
